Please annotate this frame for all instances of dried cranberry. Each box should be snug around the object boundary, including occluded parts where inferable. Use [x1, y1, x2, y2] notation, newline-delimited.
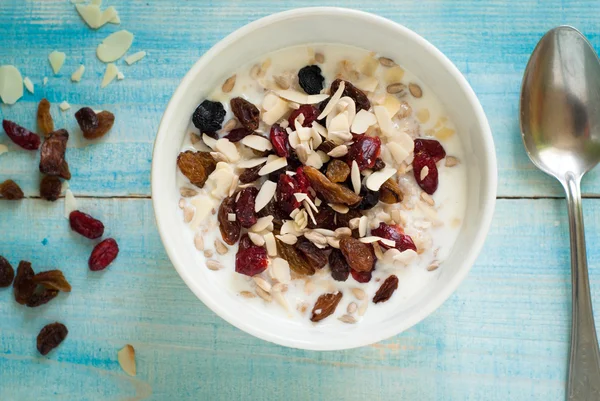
[412, 152, 439, 195]
[192, 100, 226, 134]
[288, 105, 319, 128]
[328, 249, 350, 281]
[225, 127, 253, 142]
[2, 120, 40, 150]
[69, 210, 105, 239]
[351, 269, 372, 283]
[238, 234, 253, 252]
[89, 238, 119, 271]
[414, 138, 446, 163]
[74, 107, 99, 134]
[0, 256, 14, 287]
[298, 65, 325, 95]
[275, 168, 310, 215]
[269, 123, 289, 157]
[235, 187, 259, 228]
[37, 322, 68, 356]
[235, 245, 268, 276]
[371, 222, 417, 252]
[346, 136, 381, 170]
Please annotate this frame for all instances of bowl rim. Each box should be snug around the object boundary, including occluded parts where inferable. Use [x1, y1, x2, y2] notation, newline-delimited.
[152, 6, 498, 350]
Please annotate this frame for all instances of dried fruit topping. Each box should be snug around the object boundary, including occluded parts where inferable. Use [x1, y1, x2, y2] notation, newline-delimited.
[40, 175, 62, 202]
[379, 178, 403, 204]
[373, 275, 399, 303]
[350, 269, 372, 283]
[316, 140, 336, 154]
[13, 261, 35, 305]
[328, 249, 350, 282]
[0, 256, 15, 287]
[298, 65, 325, 95]
[177, 151, 217, 188]
[33, 270, 72, 292]
[74, 107, 99, 134]
[277, 239, 315, 276]
[39, 129, 71, 180]
[339, 237, 375, 273]
[412, 151, 439, 195]
[235, 244, 268, 276]
[307, 206, 336, 230]
[330, 79, 371, 112]
[325, 159, 350, 183]
[88, 238, 119, 271]
[218, 195, 241, 245]
[295, 237, 330, 270]
[0, 179, 24, 200]
[238, 234, 253, 252]
[335, 208, 362, 230]
[235, 187, 259, 228]
[76, 109, 115, 140]
[269, 123, 289, 157]
[225, 127, 253, 142]
[276, 168, 310, 215]
[310, 292, 343, 322]
[37, 322, 68, 356]
[192, 100, 226, 134]
[37, 98, 54, 136]
[3, 120, 41, 150]
[356, 186, 380, 210]
[230, 97, 260, 130]
[346, 135, 381, 170]
[414, 138, 446, 163]
[239, 164, 264, 184]
[371, 222, 417, 252]
[27, 287, 59, 307]
[304, 166, 362, 206]
[69, 210, 105, 239]
[288, 104, 320, 127]
[257, 198, 285, 229]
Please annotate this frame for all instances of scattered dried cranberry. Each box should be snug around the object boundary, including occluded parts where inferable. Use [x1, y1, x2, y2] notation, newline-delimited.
[373, 275, 399, 303]
[37, 322, 68, 356]
[235, 245, 268, 276]
[346, 135, 381, 170]
[88, 238, 119, 271]
[414, 138, 446, 163]
[192, 100, 226, 134]
[330, 79, 370, 111]
[328, 249, 350, 282]
[288, 105, 320, 127]
[371, 222, 417, 252]
[69, 210, 105, 239]
[13, 261, 35, 305]
[74, 107, 99, 134]
[351, 269, 372, 283]
[275, 168, 310, 215]
[238, 234, 253, 252]
[225, 127, 253, 142]
[40, 175, 62, 202]
[0, 179, 24, 200]
[298, 65, 325, 95]
[0, 256, 15, 288]
[412, 152, 439, 195]
[235, 187, 259, 228]
[2, 120, 40, 150]
[269, 123, 289, 157]
[230, 97, 260, 130]
[39, 129, 71, 180]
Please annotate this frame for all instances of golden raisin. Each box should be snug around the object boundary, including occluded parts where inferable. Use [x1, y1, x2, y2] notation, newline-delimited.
[303, 166, 362, 206]
[177, 151, 217, 188]
[379, 178, 403, 204]
[37, 98, 54, 136]
[325, 159, 350, 183]
[339, 237, 375, 272]
[310, 292, 343, 322]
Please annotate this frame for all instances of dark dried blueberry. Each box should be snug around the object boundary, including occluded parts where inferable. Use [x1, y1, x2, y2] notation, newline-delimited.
[0, 179, 24, 200]
[307, 206, 337, 230]
[235, 187, 258, 228]
[37, 322, 68, 356]
[69, 210, 105, 239]
[372, 158, 386, 172]
[298, 65, 325, 95]
[40, 176, 62, 202]
[230, 97, 260, 130]
[2, 120, 41, 150]
[74, 107, 99, 134]
[192, 100, 226, 134]
[225, 127, 253, 142]
[356, 186, 380, 210]
[239, 164, 264, 184]
[0, 256, 15, 287]
[257, 198, 285, 229]
[328, 249, 350, 282]
[88, 238, 119, 271]
[13, 261, 35, 304]
[39, 129, 71, 180]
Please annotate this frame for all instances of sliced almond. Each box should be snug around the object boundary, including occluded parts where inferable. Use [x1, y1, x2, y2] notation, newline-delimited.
[317, 80, 345, 120]
[248, 232, 265, 246]
[272, 289, 290, 312]
[358, 216, 368, 238]
[202, 133, 217, 150]
[393, 249, 418, 265]
[276, 233, 298, 245]
[241, 135, 272, 152]
[256, 286, 272, 302]
[420, 166, 429, 181]
[366, 167, 396, 191]
[327, 237, 341, 248]
[354, 76, 378, 92]
[360, 236, 395, 247]
[237, 157, 268, 169]
[262, 93, 290, 125]
[327, 145, 348, 158]
[351, 161, 361, 195]
[255, 180, 277, 212]
[334, 227, 352, 238]
[421, 192, 435, 206]
[250, 216, 274, 233]
[387, 141, 410, 165]
[275, 89, 328, 105]
[349, 217, 361, 230]
[117, 345, 136, 376]
[264, 232, 277, 256]
[373, 105, 395, 137]
[350, 109, 377, 134]
[258, 156, 287, 176]
[385, 65, 405, 84]
[253, 276, 272, 293]
[372, 242, 384, 260]
[329, 203, 349, 214]
[304, 230, 327, 246]
[272, 258, 291, 284]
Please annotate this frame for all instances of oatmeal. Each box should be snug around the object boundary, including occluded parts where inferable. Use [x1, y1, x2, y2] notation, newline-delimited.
[176, 44, 467, 326]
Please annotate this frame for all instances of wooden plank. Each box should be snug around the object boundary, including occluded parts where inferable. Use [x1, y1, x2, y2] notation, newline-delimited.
[0, 197, 598, 400]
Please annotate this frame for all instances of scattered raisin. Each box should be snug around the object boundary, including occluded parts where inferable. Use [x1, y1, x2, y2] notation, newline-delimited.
[372, 158, 385, 172]
[295, 237, 330, 270]
[277, 240, 315, 276]
[298, 65, 325, 95]
[39, 129, 71, 179]
[27, 287, 59, 307]
[37, 98, 54, 136]
[33, 270, 72, 292]
[74, 107, 99, 134]
[346, 135, 381, 171]
[307, 206, 336, 230]
[40, 175, 62, 202]
[0, 256, 15, 287]
[257, 198, 285, 229]
[79, 110, 115, 140]
[316, 140, 336, 154]
[351, 269, 372, 283]
[328, 249, 350, 282]
[303, 166, 362, 206]
[235, 245, 268, 276]
[230, 97, 260, 130]
[235, 187, 258, 228]
[335, 208, 362, 230]
[0, 179, 24, 200]
[371, 222, 417, 252]
[177, 151, 217, 188]
[37, 322, 68, 356]
[288, 104, 320, 127]
[330, 79, 370, 111]
[69, 210, 105, 239]
[373, 275, 399, 303]
[276, 169, 310, 215]
[339, 237, 375, 273]
[13, 261, 35, 305]
[379, 178, 403, 204]
[413, 152, 439, 195]
[192, 100, 226, 134]
[356, 186, 380, 210]
[239, 164, 264, 184]
[310, 292, 343, 322]
[414, 138, 446, 162]
[218, 195, 241, 245]
[269, 123, 289, 157]
[325, 159, 350, 183]
[225, 127, 253, 142]
[88, 238, 119, 271]
[2, 119, 41, 150]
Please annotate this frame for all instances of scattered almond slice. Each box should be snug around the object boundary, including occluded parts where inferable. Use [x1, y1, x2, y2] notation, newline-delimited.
[97, 30, 134, 63]
[354, 76, 378, 92]
[22, 77, 34, 94]
[329, 203, 349, 214]
[366, 167, 396, 191]
[241, 134, 272, 152]
[71, 65, 85, 82]
[250, 216, 274, 233]
[0, 144, 7, 156]
[64, 189, 77, 219]
[393, 249, 418, 265]
[264, 232, 277, 256]
[48, 51, 66, 74]
[255, 180, 276, 212]
[43, 77, 48, 86]
[351, 161, 361, 195]
[382, 94, 401, 118]
[317, 80, 345, 120]
[125, 51, 146, 65]
[350, 109, 377, 134]
[258, 156, 287, 176]
[201, 134, 217, 150]
[262, 92, 290, 125]
[190, 195, 215, 229]
[387, 141, 410, 164]
[385, 65, 405, 84]
[117, 344, 136, 376]
[0, 65, 23, 105]
[117, 71, 125, 80]
[358, 215, 368, 238]
[360, 236, 395, 247]
[275, 90, 328, 105]
[215, 138, 240, 162]
[272, 258, 291, 284]
[59, 101, 71, 111]
[237, 157, 267, 169]
[101, 63, 118, 88]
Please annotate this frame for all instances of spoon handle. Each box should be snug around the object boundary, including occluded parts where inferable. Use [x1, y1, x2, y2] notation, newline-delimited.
[564, 172, 600, 401]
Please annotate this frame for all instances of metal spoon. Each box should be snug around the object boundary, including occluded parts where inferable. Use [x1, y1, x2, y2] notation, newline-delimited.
[520, 26, 600, 400]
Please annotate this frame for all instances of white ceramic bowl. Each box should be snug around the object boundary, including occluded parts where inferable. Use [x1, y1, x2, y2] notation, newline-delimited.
[152, 7, 497, 350]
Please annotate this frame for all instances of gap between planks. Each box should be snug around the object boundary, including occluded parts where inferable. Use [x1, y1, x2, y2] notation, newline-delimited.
[16, 195, 600, 200]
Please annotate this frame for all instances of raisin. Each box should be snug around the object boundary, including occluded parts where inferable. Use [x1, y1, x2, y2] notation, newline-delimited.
[0, 180, 24, 200]
[74, 107, 99, 134]
[328, 249, 350, 282]
[27, 287, 59, 307]
[346, 135, 381, 171]
[339, 237, 375, 272]
[33, 270, 72, 292]
[37, 98, 54, 136]
[225, 127, 253, 142]
[373, 275, 399, 303]
[307, 206, 336, 230]
[0, 256, 15, 287]
[13, 261, 35, 305]
[330, 79, 370, 112]
[316, 140, 336, 154]
[326, 159, 350, 183]
[37, 322, 68, 356]
[371, 222, 417, 252]
[39, 175, 61, 201]
[2, 119, 41, 150]
[298, 65, 325, 95]
[39, 129, 71, 179]
[303, 166, 362, 206]
[69, 210, 105, 239]
[379, 178, 403, 204]
[414, 138, 446, 163]
[235, 245, 268, 276]
[218, 195, 241, 245]
[413, 152, 439, 195]
[372, 158, 385, 172]
[335, 208, 362, 230]
[269, 123, 289, 157]
[239, 234, 253, 252]
[351, 269, 372, 283]
[192, 100, 226, 134]
[230, 97, 260, 130]
[257, 198, 285, 229]
[295, 237, 330, 270]
[177, 151, 217, 188]
[88, 238, 119, 271]
[310, 292, 342, 322]
[235, 187, 259, 228]
[80, 110, 115, 140]
[276, 169, 310, 215]
[288, 105, 320, 127]
[239, 164, 264, 184]
[356, 186, 380, 210]
[277, 240, 315, 276]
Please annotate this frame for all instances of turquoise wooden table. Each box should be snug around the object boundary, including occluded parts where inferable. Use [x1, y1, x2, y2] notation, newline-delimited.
[1, 0, 600, 399]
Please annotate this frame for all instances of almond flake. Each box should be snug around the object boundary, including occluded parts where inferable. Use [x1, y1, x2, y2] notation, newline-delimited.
[372, 242, 384, 259]
[382, 95, 402, 118]
[48, 51, 66, 74]
[202, 133, 217, 150]
[350, 109, 377, 134]
[59, 101, 71, 111]
[351, 161, 361, 195]
[276, 234, 297, 245]
[272, 258, 291, 284]
[125, 51, 146, 65]
[393, 249, 418, 265]
[366, 167, 396, 191]
[71, 65, 85, 82]
[303, 201, 317, 226]
[358, 216, 368, 237]
[262, 92, 290, 125]
[253, 276, 272, 293]
[189, 196, 215, 229]
[227, 213, 236, 222]
[258, 156, 287, 176]
[334, 227, 352, 238]
[421, 192, 435, 206]
[318, 80, 345, 119]
[329, 203, 349, 214]
[241, 134, 272, 152]
[305, 152, 323, 169]
[354, 76, 378, 92]
[97, 30, 134, 63]
[445, 156, 459, 167]
[327, 145, 348, 158]
[311, 121, 328, 139]
[64, 189, 77, 218]
[0, 65, 23, 105]
[215, 138, 240, 162]
[360, 236, 395, 247]
[274, 90, 307, 104]
[327, 237, 341, 248]
[387, 141, 410, 164]
[264, 232, 277, 256]
[420, 166, 429, 181]
[23, 77, 34, 94]
[373, 105, 395, 137]
[101, 63, 118, 88]
[255, 287, 272, 302]
[250, 216, 274, 233]
[313, 228, 335, 237]
[303, 230, 327, 246]
[117, 345, 136, 376]
[237, 156, 267, 168]
[255, 180, 277, 212]
[244, 232, 263, 247]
